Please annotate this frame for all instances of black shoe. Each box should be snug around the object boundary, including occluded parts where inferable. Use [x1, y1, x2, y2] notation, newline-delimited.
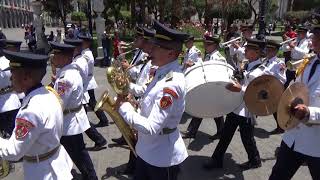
[202, 158, 223, 170]
[91, 139, 107, 151]
[269, 127, 284, 135]
[238, 161, 261, 170]
[112, 137, 127, 145]
[209, 133, 221, 140]
[94, 121, 109, 128]
[115, 165, 135, 175]
[182, 131, 196, 139]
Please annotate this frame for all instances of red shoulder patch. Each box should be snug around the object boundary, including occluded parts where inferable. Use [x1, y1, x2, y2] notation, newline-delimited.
[57, 81, 71, 96]
[160, 96, 173, 109]
[15, 118, 35, 139]
[163, 88, 178, 99]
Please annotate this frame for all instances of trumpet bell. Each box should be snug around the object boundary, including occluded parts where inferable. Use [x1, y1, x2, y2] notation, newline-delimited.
[95, 90, 137, 156]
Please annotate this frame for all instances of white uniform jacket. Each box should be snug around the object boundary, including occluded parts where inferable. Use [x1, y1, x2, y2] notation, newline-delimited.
[233, 59, 262, 117]
[73, 54, 90, 104]
[128, 49, 147, 81]
[54, 63, 90, 135]
[283, 56, 320, 157]
[129, 61, 153, 97]
[204, 50, 226, 62]
[291, 38, 310, 60]
[82, 48, 98, 90]
[0, 56, 21, 113]
[119, 60, 188, 167]
[263, 56, 287, 84]
[0, 86, 73, 180]
[183, 46, 202, 64]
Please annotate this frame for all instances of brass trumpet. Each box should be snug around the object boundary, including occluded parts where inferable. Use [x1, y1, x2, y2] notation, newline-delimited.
[286, 53, 316, 71]
[220, 37, 242, 48]
[280, 38, 296, 46]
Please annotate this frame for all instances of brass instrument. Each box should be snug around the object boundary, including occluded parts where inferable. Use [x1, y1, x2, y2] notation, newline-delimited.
[95, 60, 137, 156]
[0, 159, 10, 179]
[286, 53, 315, 71]
[220, 36, 242, 48]
[280, 37, 296, 45]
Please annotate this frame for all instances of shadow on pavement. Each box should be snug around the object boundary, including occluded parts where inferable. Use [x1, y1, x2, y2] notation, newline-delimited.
[179, 153, 245, 180]
[102, 164, 131, 180]
[187, 131, 214, 151]
[253, 127, 270, 139]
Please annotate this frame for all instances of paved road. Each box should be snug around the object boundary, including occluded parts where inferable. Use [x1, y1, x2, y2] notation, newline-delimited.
[2, 28, 311, 180]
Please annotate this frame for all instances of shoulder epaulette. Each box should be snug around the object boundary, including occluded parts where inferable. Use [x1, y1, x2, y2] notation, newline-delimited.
[165, 71, 174, 82]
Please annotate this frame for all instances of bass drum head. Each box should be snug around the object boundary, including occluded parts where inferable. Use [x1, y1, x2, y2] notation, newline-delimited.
[184, 61, 243, 118]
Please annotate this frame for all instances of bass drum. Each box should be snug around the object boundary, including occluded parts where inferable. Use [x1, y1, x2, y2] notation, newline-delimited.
[184, 61, 243, 118]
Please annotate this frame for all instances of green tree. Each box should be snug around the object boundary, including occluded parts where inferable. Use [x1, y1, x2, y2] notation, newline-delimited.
[42, 0, 74, 30]
[71, 11, 87, 27]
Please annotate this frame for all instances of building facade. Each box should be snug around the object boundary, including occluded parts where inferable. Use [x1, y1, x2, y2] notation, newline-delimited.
[0, 0, 33, 28]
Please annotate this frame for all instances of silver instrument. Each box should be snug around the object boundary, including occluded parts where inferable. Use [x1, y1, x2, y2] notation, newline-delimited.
[220, 37, 242, 47]
[280, 38, 296, 45]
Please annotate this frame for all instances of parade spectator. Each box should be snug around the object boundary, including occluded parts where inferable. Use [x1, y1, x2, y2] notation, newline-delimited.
[102, 29, 112, 66]
[54, 29, 62, 43]
[47, 31, 54, 42]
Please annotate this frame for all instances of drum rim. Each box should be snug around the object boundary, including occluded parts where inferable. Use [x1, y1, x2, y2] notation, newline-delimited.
[184, 61, 235, 76]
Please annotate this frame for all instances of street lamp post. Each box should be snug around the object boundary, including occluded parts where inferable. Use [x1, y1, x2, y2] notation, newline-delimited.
[93, 0, 105, 58]
[256, 0, 267, 41]
[31, 0, 48, 54]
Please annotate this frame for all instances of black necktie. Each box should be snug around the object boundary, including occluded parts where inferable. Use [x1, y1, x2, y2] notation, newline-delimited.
[244, 63, 249, 71]
[308, 59, 320, 82]
[131, 50, 141, 65]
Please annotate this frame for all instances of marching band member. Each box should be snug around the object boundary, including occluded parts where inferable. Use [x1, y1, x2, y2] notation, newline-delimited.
[0, 50, 73, 180]
[115, 27, 157, 175]
[121, 27, 148, 81]
[50, 42, 98, 180]
[285, 25, 310, 88]
[203, 39, 263, 170]
[112, 28, 155, 145]
[230, 24, 255, 70]
[78, 35, 110, 127]
[63, 39, 107, 150]
[0, 40, 21, 138]
[183, 33, 224, 140]
[269, 22, 320, 180]
[264, 40, 287, 134]
[181, 35, 202, 70]
[128, 28, 157, 97]
[115, 20, 188, 180]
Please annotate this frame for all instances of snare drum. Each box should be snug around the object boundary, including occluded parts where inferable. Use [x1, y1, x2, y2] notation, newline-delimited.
[184, 61, 243, 118]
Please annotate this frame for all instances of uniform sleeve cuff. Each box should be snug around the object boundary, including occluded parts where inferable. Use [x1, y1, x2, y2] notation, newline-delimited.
[119, 102, 135, 116]
[307, 107, 318, 122]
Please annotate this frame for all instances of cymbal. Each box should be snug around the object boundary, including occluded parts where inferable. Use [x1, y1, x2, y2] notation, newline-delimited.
[244, 75, 285, 116]
[277, 82, 309, 130]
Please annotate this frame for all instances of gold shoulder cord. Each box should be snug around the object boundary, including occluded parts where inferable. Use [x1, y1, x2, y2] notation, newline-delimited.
[45, 86, 64, 109]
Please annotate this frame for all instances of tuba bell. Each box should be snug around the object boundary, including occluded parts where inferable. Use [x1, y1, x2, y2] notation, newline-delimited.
[95, 60, 137, 156]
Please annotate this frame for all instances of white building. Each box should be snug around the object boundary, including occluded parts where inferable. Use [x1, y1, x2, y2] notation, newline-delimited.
[0, 0, 33, 28]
